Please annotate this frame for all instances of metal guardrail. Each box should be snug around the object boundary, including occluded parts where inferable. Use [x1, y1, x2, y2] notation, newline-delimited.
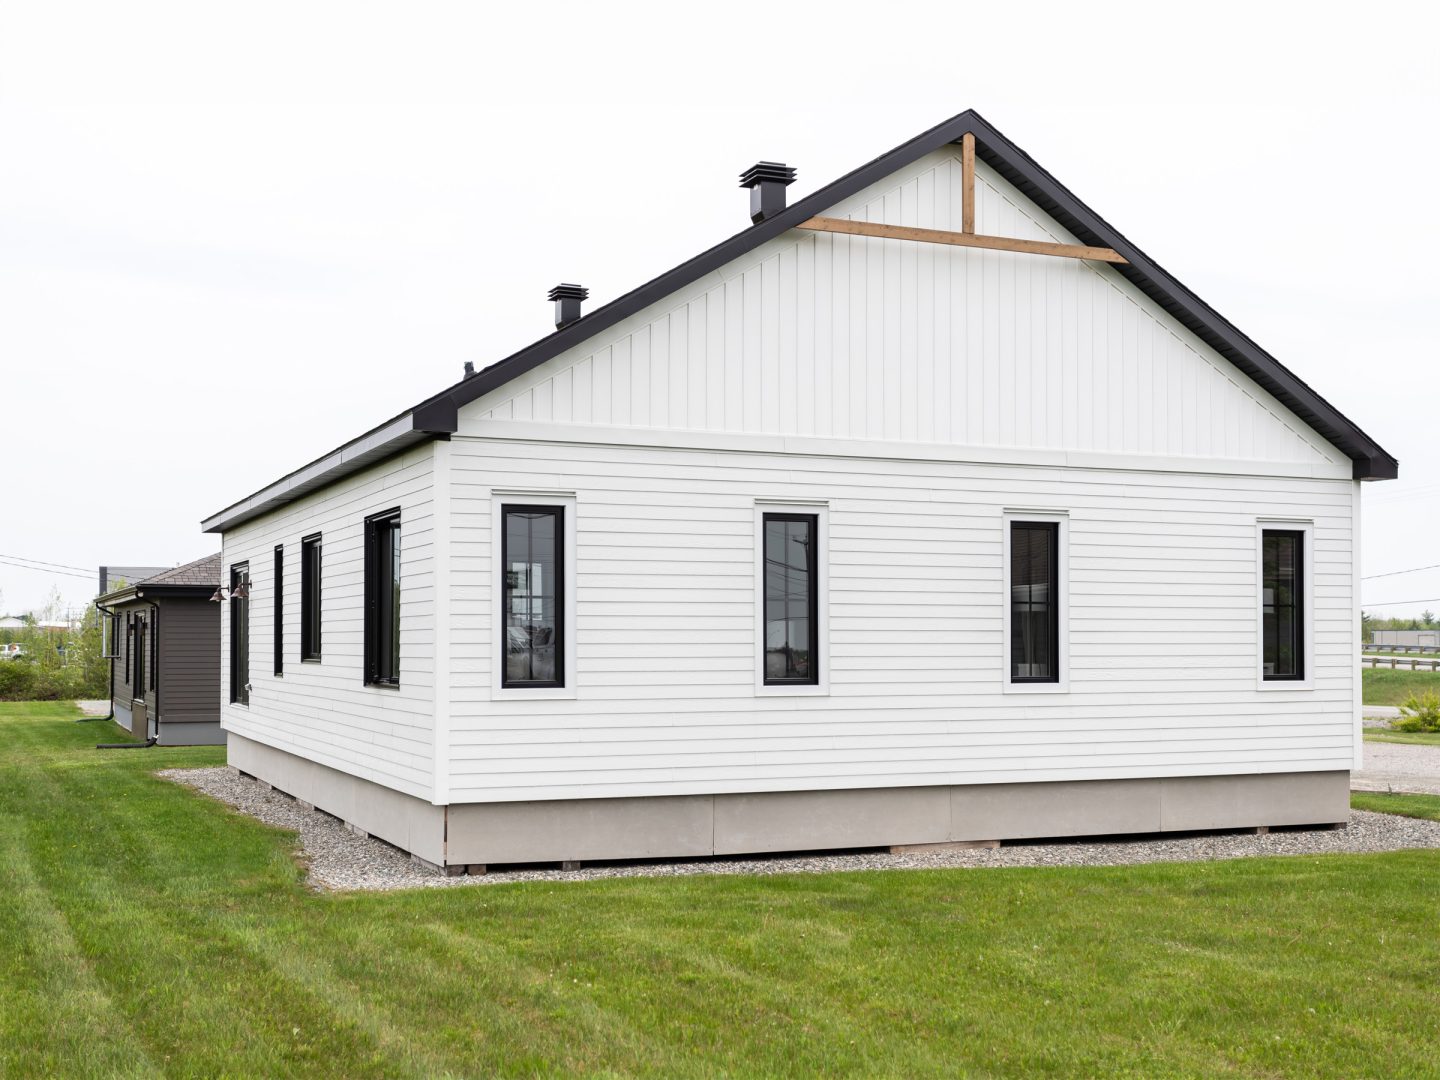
[1365, 643, 1440, 654]
[1361, 654, 1440, 671]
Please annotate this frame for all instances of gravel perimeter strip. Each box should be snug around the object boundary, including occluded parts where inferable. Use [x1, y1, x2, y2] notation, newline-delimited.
[159, 766, 1440, 893]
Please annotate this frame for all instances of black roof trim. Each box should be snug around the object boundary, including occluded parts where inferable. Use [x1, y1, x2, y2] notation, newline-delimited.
[206, 109, 1394, 530]
[408, 108, 1394, 480]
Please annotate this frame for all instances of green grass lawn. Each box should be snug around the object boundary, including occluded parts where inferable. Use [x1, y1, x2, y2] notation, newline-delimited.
[1362, 666, 1440, 705]
[1350, 791, 1440, 822]
[5, 701, 1440, 1077]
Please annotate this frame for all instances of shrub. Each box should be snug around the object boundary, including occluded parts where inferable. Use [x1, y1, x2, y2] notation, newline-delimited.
[1395, 691, 1440, 733]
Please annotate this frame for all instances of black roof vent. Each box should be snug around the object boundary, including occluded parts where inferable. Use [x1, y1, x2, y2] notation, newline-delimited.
[739, 161, 796, 224]
[547, 283, 589, 330]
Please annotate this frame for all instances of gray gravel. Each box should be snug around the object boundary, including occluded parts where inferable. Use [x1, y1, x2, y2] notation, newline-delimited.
[159, 765, 1440, 893]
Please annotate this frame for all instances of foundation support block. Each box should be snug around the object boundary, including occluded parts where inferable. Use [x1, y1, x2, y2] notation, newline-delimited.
[466, 864, 487, 876]
[345, 822, 369, 840]
[561, 860, 583, 871]
[890, 839, 1000, 854]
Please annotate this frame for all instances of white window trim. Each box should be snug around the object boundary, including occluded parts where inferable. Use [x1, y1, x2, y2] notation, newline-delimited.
[492, 492, 578, 701]
[1256, 518, 1315, 692]
[754, 500, 830, 697]
[1001, 509, 1070, 695]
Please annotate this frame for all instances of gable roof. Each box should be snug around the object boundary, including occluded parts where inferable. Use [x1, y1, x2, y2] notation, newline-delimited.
[203, 109, 1396, 533]
[139, 553, 222, 588]
[98, 553, 222, 605]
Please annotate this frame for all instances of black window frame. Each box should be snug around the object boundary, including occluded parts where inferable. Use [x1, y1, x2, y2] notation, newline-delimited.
[230, 562, 250, 705]
[1262, 529, 1306, 682]
[364, 509, 402, 687]
[501, 504, 565, 690]
[300, 533, 322, 662]
[762, 512, 820, 687]
[1009, 521, 1061, 685]
[124, 614, 134, 683]
[273, 545, 284, 677]
[133, 615, 147, 702]
[105, 612, 121, 659]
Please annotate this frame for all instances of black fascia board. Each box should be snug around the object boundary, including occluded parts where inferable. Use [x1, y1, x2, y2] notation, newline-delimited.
[407, 108, 1394, 479]
[207, 107, 1394, 531]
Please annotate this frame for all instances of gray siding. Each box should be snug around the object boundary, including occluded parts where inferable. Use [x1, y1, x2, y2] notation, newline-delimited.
[157, 597, 220, 724]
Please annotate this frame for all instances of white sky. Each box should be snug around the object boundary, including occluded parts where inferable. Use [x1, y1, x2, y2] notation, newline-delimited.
[1, 0, 1436, 617]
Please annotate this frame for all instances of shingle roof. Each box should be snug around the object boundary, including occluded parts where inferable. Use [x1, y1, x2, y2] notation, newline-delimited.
[139, 553, 222, 588]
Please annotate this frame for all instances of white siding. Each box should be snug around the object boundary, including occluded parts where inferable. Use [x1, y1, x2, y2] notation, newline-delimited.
[447, 437, 1356, 803]
[220, 444, 438, 800]
[466, 149, 1342, 472]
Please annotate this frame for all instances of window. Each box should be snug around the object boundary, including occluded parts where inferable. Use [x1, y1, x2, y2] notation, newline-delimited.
[273, 545, 284, 677]
[502, 505, 564, 688]
[230, 563, 250, 705]
[125, 615, 134, 687]
[134, 616, 147, 701]
[104, 612, 120, 659]
[364, 510, 402, 686]
[1009, 521, 1060, 684]
[1262, 529, 1304, 681]
[300, 534, 322, 661]
[763, 513, 819, 686]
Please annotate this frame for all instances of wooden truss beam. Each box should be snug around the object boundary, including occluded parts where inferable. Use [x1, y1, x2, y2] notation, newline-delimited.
[961, 132, 976, 234]
[796, 215, 1128, 264]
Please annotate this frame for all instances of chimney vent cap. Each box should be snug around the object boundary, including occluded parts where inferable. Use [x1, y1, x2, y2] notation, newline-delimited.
[547, 283, 589, 302]
[739, 162, 796, 189]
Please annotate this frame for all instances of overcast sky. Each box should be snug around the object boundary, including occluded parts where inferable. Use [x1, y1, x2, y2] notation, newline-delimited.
[1, 1, 1436, 617]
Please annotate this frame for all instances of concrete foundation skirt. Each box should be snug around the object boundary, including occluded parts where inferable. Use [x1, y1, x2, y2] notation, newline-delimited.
[227, 734, 1350, 871]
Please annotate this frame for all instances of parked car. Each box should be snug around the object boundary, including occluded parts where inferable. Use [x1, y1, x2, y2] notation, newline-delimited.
[0, 644, 25, 660]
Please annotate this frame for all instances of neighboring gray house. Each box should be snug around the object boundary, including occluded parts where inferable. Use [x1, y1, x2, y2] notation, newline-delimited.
[97, 554, 224, 746]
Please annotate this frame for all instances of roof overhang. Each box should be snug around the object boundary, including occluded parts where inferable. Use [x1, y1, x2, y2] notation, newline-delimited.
[203, 110, 1395, 535]
[202, 409, 456, 534]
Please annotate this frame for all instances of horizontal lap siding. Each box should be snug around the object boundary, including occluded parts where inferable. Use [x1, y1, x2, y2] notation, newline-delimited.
[220, 445, 437, 799]
[447, 437, 1355, 802]
[157, 597, 219, 723]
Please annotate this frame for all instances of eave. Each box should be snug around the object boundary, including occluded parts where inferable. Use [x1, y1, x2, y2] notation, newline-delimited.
[202, 109, 1396, 535]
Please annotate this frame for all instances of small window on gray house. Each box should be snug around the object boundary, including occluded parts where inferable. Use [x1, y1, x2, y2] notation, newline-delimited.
[300, 534, 321, 661]
[230, 563, 249, 705]
[763, 513, 819, 685]
[502, 506, 563, 688]
[1010, 522, 1059, 683]
[364, 509, 401, 686]
[1262, 530, 1304, 680]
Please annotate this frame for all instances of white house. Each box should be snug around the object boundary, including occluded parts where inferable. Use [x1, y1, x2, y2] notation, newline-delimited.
[203, 110, 1396, 872]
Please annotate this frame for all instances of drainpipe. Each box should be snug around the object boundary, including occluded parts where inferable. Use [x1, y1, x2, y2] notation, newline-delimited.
[82, 600, 120, 724]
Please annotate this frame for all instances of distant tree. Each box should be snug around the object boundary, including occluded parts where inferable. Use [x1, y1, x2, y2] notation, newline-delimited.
[1425, 610, 1437, 629]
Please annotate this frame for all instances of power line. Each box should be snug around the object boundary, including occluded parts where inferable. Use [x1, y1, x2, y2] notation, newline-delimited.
[0, 559, 94, 581]
[1363, 562, 1440, 581]
[0, 553, 93, 574]
[1362, 597, 1440, 609]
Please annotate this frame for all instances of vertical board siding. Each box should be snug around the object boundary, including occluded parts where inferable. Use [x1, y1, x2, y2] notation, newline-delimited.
[447, 437, 1355, 803]
[466, 150, 1339, 470]
[219, 444, 438, 799]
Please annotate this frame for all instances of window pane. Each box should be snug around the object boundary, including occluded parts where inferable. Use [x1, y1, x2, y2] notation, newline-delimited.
[1011, 523, 1058, 682]
[504, 508, 562, 686]
[231, 564, 249, 704]
[390, 520, 401, 679]
[1263, 531, 1303, 679]
[764, 515, 817, 684]
[301, 537, 321, 660]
